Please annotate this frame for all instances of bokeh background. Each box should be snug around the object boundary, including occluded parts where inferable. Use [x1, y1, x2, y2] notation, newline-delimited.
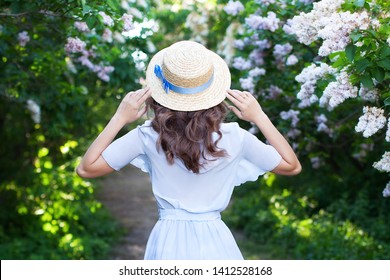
[1, 0, 389, 259]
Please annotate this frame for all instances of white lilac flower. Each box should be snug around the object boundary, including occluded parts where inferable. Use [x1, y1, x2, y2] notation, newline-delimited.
[282, 19, 294, 35]
[287, 128, 301, 139]
[102, 28, 113, 43]
[383, 182, 390, 198]
[273, 43, 293, 59]
[234, 39, 245, 50]
[249, 67, 266, 77]
[249, 49, 265, 66]
[317, 11, 370, 56]
[95, 65, 115, 82]
[248, 124, 259, 134]
[373, 152, 390, 172]
[289, 0, 344, 45]
[280, 109, 300, 127]
[98, 11, 114, 27]
[245, 12, 280, 32]
[355, 106, 386, 138]
[240, 77, 255, 93]
[232, 56, 252, 70]
[224, 0, 244, 16]
[286, 54, 298, 66]
[26, 100, 41, 124]
[387, 37, 390, 46]
[65, 37, 86, 53]
[74, 21, 90, 32]
[255, 0, 276, 6]
[310, 157, 323, 169]
[296, 63, 336, 108]
[289, 0, 370, 56]
[18, 31, 30, 47]
[359, 86, 379, 102]
[315, 114, 333, 136]
[121, 13, 135, 31]
[253, 39, 271, 50]
[78, 55, 95, 71]
[319, 71, 358, 109]
[299, 0, 314, 4]
[386, 118, 390, 142]
[267, 85, 282, 100]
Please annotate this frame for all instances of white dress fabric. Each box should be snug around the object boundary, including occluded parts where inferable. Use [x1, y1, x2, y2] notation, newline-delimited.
[102, 120, 282, 260]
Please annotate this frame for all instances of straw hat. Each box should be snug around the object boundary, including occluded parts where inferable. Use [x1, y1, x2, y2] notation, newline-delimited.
[146, 41, 231, 111]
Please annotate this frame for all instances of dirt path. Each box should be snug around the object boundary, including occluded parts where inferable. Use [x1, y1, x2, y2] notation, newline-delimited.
[96, 165, 157, 260]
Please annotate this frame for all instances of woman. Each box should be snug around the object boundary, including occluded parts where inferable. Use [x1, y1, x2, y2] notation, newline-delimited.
[76, 41, 301, 259]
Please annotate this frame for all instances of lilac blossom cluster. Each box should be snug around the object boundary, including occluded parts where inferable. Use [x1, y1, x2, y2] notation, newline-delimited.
[223, 0, 244, 16]
[373, 152, 390, 172]
[359, 86, 379, 102]
[315, 114, 333, 136]
[295, 63, 336, 108]
[74, 21, 90, 32]
[319, 71, 358, 110]
[383, 182, 390, 198]
[26, 99, 41, 124]
[273, 43, 296, 68]
[239, 67, 266, 93]
[288, 0, 372, 56]
[98, 11, 114, 26]
[310, 157, 323, 169]
[355, 106, 386, 138]
[245, 11, 280, 32]
[18, 31, 30, 47]
[121, 13, 136, 31]
[373, 152, 390, 197]
[280, 109, 301, 139]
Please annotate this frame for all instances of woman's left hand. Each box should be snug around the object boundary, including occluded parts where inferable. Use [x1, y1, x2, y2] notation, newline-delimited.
[113, 87, 151, 125]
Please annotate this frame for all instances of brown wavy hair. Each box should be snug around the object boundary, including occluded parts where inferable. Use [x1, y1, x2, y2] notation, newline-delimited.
[146, 98, 228, 173]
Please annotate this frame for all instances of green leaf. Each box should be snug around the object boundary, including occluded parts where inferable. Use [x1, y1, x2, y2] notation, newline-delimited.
[354, 0, 365, 7]
[345, 44, 357, 62]
[377, 59, 390, 70]
[107, 0, 119, 11]
[360, 74, 374, 89]
[384, 97, 390, 106]
[86, 16, 96, 29]
[371, 68, 385, 82]
[355, 59, 370, 72]
[379, 46, 390, 59]
[350, 32, 363, 42]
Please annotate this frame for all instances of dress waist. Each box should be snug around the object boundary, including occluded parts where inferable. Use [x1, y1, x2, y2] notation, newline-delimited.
[158, 208, 221, 221]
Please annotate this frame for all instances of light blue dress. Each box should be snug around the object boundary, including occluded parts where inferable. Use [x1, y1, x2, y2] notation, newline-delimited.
[102, 120, 281, 260]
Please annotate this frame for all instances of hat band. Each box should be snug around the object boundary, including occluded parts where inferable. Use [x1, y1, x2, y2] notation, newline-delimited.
[154, 65, 214, 95]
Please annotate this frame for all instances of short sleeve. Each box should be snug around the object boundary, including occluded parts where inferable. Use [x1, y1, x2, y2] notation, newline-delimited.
[233, 125, 282, 186]
[242, 129, 282, 173]
[102, 125, 151, 173]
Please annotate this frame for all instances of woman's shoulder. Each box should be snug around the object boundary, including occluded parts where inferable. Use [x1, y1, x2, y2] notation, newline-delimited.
[221, 122, 245, 138]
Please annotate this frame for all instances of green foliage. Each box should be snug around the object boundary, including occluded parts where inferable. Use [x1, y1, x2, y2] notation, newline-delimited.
[0, 0, 152, 259]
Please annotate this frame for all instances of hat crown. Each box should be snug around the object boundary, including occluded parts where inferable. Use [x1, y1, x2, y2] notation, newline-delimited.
[162, 41, 213, 88]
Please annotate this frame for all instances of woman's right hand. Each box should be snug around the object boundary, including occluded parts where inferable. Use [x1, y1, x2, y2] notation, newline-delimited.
[226, 89, 265, 123]
[113, 87, 151, 125]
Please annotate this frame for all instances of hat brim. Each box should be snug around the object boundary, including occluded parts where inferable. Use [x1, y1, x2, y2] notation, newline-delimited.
[146, 46, 231, 111]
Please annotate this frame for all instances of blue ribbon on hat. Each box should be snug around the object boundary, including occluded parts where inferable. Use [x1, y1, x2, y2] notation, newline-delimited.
[154, 65, 214, 94]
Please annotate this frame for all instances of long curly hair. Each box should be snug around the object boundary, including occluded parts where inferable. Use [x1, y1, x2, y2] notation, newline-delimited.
[146, 98, 228, 173]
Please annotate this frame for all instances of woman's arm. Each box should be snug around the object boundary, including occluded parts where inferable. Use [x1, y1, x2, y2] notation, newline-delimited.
[76, 87, 151, 178]
[226, 89, 301, 175]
